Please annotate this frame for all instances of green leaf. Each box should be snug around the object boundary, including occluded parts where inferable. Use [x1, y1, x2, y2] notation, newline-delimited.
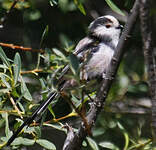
[0, 64, 9, 69]
[49, 0, 58, 6]
[99, 141, 119, 150]
[1, 112, 12, 138]
[11, 137, 23, 145]
[105, 0, 125, 16]
[48, 104, 56, 118]
[71, 94, 81, 108]
[11, 137, 34, 146]
[68, 54, 79, 75]
[36, 139, 56, 150]
[40, 25, 49, 47]
[0, 88, 10, 93]
[86, 137, 99, 150]
[74, 0, 86, 15]
[0, 46, 10, 67]
[22, 138, 35, 146]
[21, 76, 32, 101]
[0, 74, 10, 88]
[117, 122, 129, 150]
[17, 101, 25, 113]
[44, 123, 66, 132]
[13, 53, 21, 86]
[34, 126, 41, 138]
[53, 48, 67, 60]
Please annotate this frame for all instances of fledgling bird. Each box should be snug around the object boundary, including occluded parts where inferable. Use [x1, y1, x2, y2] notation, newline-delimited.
[7, 15, 122, 146]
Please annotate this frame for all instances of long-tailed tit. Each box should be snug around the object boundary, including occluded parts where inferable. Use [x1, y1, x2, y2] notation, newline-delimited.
[7, 15, 122, 146]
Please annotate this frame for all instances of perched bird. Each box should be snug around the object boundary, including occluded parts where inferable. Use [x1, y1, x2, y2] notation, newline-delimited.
[7, 15, 122, 146]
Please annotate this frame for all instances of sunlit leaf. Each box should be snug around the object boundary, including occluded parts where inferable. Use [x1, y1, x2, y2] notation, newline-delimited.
[13, 53, 21, 86]
[17, 101, 25, 113]
[0, 74, 10, 88]
[11, 137, 23, 146]
[48, 104, 56, 118]
[49, 0, 58, 6]
[0, 46, 10, 67]
[92, 128, 105, 137]
[36, 139, 56, 150]
[53, 48, 67, 60]
[44, 123, 66, 132]
[0, 64, 8, 69]
[1, 113, 12, 139]
[105, 0, 125, 16]
[0, 88, 10, 93]
[11, 137, 34, 146]
[86, 137, 99, 150]
[99, 141, 119, 150]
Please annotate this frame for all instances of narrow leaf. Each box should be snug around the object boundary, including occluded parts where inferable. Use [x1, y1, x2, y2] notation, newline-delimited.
[49, 0, 58, 6]
[48, 104, 56, 118]
[99, 141, 119, 150]
[53, 48, 67, 60]
[22, 138, 35, 146]
[0, 46, 10, 67]
[117, 122, 129, 150]
[68, 54, 79, 75]
[1, 113, 12, 139]
[74, 0, 86, 15]
[86, 137, 99, 150]
[0, 88, 10, 93]
[21, 77, 32, 101]
[105, 0, 125, 16]
[11, 137, 23, 146]
[13, 53, 21, 85]
[40, 25, 49, 47]
[0, 74, 10, 88]
[36, 139, 56, 150]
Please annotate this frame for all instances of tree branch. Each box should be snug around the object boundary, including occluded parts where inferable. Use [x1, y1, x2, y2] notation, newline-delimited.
[139, 0, 156, 141]
[63, 0, 140, 149]
[0, 42, 43, 53]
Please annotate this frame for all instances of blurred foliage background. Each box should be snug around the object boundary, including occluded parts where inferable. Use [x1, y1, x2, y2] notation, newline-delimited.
[0, 0, 155, 149]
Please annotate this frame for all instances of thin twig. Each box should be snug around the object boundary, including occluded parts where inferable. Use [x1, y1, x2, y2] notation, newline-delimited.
[63, 0, 140, 149]
[0, 42, 44, 53]
[139, 0, 156, 141]
[20, 68, 44, 75]
[8, 93, 23, 119]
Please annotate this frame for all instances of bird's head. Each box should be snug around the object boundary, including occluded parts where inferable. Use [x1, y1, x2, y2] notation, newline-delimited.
[89, 15, 123, 41]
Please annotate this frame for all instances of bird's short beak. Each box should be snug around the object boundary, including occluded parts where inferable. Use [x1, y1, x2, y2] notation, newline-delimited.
[116, 25, 123, 30]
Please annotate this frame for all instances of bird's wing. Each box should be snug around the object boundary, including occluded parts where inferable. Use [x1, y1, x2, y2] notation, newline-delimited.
[74, 36, 94, 56]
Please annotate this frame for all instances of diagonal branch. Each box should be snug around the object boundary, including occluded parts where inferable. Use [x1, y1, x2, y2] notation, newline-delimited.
[139, 0, 156, 141]
[63, 0, 140, 149]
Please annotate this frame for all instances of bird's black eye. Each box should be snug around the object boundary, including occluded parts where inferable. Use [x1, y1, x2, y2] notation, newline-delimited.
[105, 24, 111, 28]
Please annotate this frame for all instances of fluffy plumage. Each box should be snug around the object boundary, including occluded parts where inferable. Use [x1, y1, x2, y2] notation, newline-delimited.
[75, 15, 122, 80]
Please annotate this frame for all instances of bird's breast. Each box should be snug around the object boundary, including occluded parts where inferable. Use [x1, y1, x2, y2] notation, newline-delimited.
[81, 43, 114, 80]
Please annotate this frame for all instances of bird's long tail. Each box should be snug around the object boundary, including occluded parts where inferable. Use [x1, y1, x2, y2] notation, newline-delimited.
[7, 92, 59, 146]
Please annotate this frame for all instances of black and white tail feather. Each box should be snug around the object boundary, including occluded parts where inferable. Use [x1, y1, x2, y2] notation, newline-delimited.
[7, 15, 122, 146]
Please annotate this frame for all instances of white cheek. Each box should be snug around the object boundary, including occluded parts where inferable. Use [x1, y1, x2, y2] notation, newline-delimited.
[94, 26, 120, 46]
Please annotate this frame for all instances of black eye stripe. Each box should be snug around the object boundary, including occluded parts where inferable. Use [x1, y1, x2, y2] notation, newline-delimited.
[89, 17, 113, 31]
[95, 17, 113, 25]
